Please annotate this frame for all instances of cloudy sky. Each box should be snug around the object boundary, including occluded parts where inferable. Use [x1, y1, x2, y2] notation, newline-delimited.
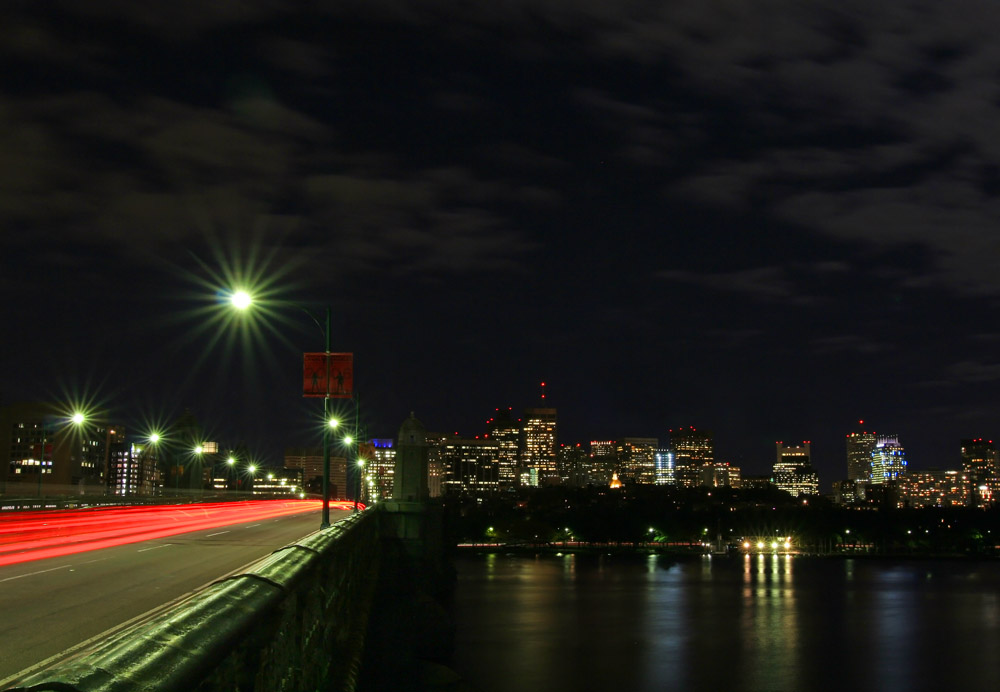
[3, 1, 1000, 484]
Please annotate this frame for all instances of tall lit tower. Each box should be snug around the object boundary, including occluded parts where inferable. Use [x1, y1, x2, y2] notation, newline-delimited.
[871, 435, 907, 483]
[846, 421, 877, 483]
[773, 441, 819, 496]
[669, 427, 713, 488]
[487, 407, 520, 490]
[589, 440, 617, 485]
[522, 382, 557, 486]
[961, 438, 998, 507]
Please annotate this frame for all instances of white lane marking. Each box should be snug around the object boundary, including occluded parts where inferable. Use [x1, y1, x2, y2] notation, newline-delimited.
[0, 564, 72, 583]
[206, 531, 230, 537]
[82, 557, 110, 564]
[137, 544, 172, 553]
[245, 524, 260, 528]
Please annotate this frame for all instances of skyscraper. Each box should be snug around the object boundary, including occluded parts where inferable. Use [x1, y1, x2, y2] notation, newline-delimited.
[871, 435, 907, 483]
[522, 407, 557, 486]
[670, 427, 713, 488]
[440, 437, 500, 495]
[773, 441, 819, 496]
[487, 408, 520, 490]
[589, 440, 617, 485]
[654, 448, 675, 485]
[961, 438, 998, 507]
[846, 421, 877, 483]
[558, 443, 590, 487]
[617, 438, 658, 484]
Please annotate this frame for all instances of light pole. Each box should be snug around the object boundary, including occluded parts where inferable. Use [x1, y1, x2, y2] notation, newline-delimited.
[37, 411, 86, 497]
[226, 455, 236, 491]
[247, 464, 257, 494]
[146, 433, 161, 495]
[230, 291, 339, 528]
[36, 419, 48, 498]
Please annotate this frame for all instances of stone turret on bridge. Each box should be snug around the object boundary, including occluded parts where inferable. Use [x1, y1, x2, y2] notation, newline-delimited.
[393, 411, 428, 501]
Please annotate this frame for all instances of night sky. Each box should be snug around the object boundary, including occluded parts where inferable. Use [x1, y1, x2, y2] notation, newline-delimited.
[3, 1, 1000, 487]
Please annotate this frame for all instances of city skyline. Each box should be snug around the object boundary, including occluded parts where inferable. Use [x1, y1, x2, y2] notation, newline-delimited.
[5, 2, 1000, 492]
[4, 391, 994, 493]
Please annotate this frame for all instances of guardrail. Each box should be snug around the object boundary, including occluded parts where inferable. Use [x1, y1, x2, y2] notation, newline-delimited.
[4, 510, 381, 692]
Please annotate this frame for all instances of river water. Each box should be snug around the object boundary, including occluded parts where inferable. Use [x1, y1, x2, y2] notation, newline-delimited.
[451, 553, 1000, 692]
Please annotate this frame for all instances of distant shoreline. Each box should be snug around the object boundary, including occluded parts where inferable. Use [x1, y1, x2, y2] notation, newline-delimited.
[454, 543, 995, 560]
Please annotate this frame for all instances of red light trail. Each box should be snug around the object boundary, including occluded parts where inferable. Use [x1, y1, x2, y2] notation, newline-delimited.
[0, 500, 361, 568]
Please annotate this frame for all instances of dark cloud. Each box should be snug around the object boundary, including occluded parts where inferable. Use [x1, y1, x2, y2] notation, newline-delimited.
[811, 335, 893, 356]
[655, 266, 813, 304]
[4, 0, 1000, 482]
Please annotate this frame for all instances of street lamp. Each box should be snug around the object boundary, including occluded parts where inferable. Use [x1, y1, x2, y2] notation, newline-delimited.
[230, 291, 253, 310]
[35, 411, 87, 497]
[191, 445, 205, 495]
[247, 464, 257, 495]
[229, 291, 338, 528]
[141, 432, 161, 496]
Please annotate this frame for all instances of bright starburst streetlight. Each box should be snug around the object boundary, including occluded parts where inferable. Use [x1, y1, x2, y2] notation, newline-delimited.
[71, 412, 85, 425]
[230, 290, 253, 310]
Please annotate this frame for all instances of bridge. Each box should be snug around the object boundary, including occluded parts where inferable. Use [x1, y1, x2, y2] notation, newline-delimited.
[2, 502, 450, 692]
[1, 415, 451, 692]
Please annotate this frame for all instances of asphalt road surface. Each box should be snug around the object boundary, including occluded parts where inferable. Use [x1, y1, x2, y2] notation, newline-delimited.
[0, 507, 351, 683]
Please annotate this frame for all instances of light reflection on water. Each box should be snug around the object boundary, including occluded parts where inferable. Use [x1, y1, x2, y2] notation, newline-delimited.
[453, 554, 1000, 692]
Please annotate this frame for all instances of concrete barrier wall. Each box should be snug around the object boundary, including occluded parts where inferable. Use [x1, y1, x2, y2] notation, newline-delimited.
[5, 511, 381, 692]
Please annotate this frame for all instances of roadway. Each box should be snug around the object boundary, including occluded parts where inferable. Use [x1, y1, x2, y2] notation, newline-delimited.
[0, 505, 353, 684]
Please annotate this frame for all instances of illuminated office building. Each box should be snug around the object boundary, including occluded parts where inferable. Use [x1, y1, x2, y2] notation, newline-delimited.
[670, 427, 713, 488]
[523, 407, 557, 486]
[589, 440, 618, 485]
[832, 479, 860, 505]
[617, 438, 658, 484]
[284, 447, 347, 498]
[654, 448, 675, 485]
[424, 432, 452, 498]
[898, 469, 969, 508]
[558, 443, 590, 487]
[773, 441, 819, 496]
[871, 435, 907, 484]
[251, 468, 304, 496]
[487, 408, 521, 490]
[846, 423, 877, 483]
[440, 437, 500, 495]
[368, 439, 396, 500]
[2, 403, 73, 490]
[702, 461, 740, 488]
[961, 438, 998, 507]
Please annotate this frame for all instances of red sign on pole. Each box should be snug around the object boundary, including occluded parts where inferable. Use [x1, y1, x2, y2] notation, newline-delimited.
[303, 352, 353, 398]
